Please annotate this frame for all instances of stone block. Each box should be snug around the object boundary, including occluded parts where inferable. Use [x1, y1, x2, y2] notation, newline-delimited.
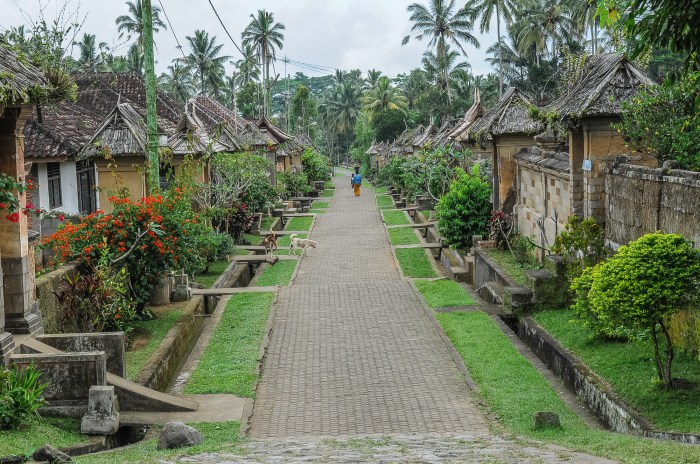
[81, 385, 119, 435]
[171, 285, 191, 302]
[534, 411, 561, 429]
[150, 276, 171, 306]
[0, 332, 15, 367]
[32, 445, 72, 463]
[1, 256, 29, 276]
[37, 333, 126, 378]
[11, 351, 106, 405]
[157, 422, 203, 449]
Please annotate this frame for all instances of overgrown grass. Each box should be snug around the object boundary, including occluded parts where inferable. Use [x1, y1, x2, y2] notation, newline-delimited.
[285, 216, 313, 231]
[321, 189, 335, 198]
[376, 195, 394, 209]
[388, 227, 420, 245]
[535, 309, 700, 433]
[260, 216, 276, 230]
[255, 260, 297, 286]
[415, 279, 475, 308]
[395, 248, 437, 278]
[193, 260, 230, 288]
[375, 186, 388, 194]
[438, 311, 700, 464]
[311, 200, 329, 209]
[75, 421, 242, 464]
[482, 248, 538, 287]
[184, 292, 274, 396]
[243, 233, 263, 245]
[382, 210, 410, 226]
[1, 417, 86, 458]
[126, 309, 183, 380]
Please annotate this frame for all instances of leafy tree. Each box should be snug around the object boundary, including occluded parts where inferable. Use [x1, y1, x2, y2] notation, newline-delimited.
[158, 62, 193, 103]
[551, 215, 608, 287]
[614, 71, 700, 170]
[242, 9, 286, 116]
[466, 0, 516, 94]
[422, 45, 471, 106]
[301, 148, 331, 181]
[181, 30, 229, 95]
[116, 0, 167, 51]
[237, 81, 262, 119]
[363, 77, 407, 115]
[126, 43, 144, 74]
[234, 44, 261, 86]
[436, 165, 491, 251]
[74, 33, 100, 71]
[364, 69, 383, 90]
[290, 84, 317, 136]
[572, 233, 700, 389]
[372, 108, 407, 143]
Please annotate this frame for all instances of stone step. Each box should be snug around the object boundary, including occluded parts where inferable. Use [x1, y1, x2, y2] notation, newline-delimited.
[449, 266, 470, 284]
[477, 281, 505, 305]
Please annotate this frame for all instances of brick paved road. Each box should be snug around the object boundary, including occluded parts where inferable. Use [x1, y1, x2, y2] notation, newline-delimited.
[248, 173, 488, 438]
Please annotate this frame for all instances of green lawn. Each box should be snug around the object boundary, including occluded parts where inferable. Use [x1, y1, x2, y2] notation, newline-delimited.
[388, 227, 420, 245]
[276, 233, 307, 248]
[309, 208, 327, 214]
[382, 210, 410, 226]
[311, 200, 329, 209]
[395, 248, 437, 278]
[1, 417, 86, 458]
[285, 216, 313, 231]
[438, 311, 700, 464]
[255, 260, 297, 286]
[193, 260, 230, 288]
[243, 233, 263, 245]
[376, 195, 394, 209]
[415, 279, 475, 308]
[375, 186, 388, 194]
[260, 216, 276, 230]
[482, 248, 538, 287]
[184, 292, 275, 396]
[321, 189, 335, 198]
[75, 421, 242, 464]
[363, 179, 375, 188]
[534, 309, 700, 433]
[324, 181, 334, 189]
[125, 309, 183, 380]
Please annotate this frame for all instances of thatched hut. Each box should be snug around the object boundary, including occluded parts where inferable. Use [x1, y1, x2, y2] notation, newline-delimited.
[547, 53, 654, 224]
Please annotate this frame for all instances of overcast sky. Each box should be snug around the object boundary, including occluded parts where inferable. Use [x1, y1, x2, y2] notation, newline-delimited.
[0, 0, 499, 78]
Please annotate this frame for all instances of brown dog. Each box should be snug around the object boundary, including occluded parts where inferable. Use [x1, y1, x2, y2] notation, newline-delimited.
[261, 230, 277, 258]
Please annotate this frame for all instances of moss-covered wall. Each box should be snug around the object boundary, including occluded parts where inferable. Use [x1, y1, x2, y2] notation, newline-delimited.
[35, 264, 79, 334]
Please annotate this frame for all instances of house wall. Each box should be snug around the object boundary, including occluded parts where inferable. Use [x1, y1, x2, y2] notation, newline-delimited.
[494, 133, 535, 208]
[36, 161, 81, 215]
[515, 164, 571, 250]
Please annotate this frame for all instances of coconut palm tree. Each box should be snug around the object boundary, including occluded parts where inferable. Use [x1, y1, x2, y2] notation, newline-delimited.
[362, 77, 408, 115]
[158, 62, 194, 103]
[465, 0, 515, 95]
[181, 30, 229, 95]
[126, 43, 144, 73]
[364, 69, 383, 91]
[234, 44, 261, 86]
[115, 0, 167, 51]
[422, 45, 471, 105]
[75, 33, 99, 71]
[241, 9, 286, 116]
[514, 0, 575, 62]
[402, 0, 480, 61]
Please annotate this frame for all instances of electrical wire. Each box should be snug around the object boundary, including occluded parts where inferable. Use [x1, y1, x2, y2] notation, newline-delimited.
[207, 0, 244, 57]
[158, 0, 187, 59]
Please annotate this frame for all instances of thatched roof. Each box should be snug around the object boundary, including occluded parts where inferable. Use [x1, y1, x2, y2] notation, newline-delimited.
[79, 103, 151, 159]
[0, 44, 53, 108]
[514, 146, 569, 174]
[24, 72, 181, 160]
[294, 132, 314, 150]
[168, 113, 233, 155]
[257, 115, 293, 144]
[548, 53, 653, 121]
[186, 95, 272, 148]
[469, 87, 542, 137]
[432, 119, 457, 148]
[448, 88, 485, 141]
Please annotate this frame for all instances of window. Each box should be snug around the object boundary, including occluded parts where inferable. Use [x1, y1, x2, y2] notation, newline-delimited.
[47, 163, 62, 209]
[76, 160, 97, 214]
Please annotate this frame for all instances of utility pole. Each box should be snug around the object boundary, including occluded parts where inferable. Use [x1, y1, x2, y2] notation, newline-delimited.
[285, 55, 289, 132]
[142, 0, 160, 191]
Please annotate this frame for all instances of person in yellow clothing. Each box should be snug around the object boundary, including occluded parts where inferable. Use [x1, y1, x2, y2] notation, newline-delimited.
[351, 166, 362, 197]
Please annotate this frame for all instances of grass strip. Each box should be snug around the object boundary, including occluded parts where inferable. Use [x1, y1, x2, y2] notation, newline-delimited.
[415, 279, 475, 308]
[388, 227, 420, 245]
[255, 260, 297, 286]
[184, 292, 275, 396]
[275, 233, 307, 248]
[376, 195, 394, 209]
[321, 189, 335, 198]
[324, 181, 334, 189]
[193, 260, 229, 288]
[243, 233, 263, 245]
[75, 421, 242, 464]
[260, 216, 276, 230]
[1, 417, 86, 457]
[382, 210, 410, 226]
[395, 248, 437, 278]
[311, 200, 329, 209]
[534, 309, 700, 433]
[285, 216, 313, 231]
[375, 186, 388, 194]
[309, 208, 327, 214]
[438, 311, 700, 464]
[482, 248, 538, 287]
[126, 309, 183, 380]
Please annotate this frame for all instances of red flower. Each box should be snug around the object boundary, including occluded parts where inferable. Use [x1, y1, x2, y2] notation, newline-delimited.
[0, 203, 6, 209]
[26, 202, 33, 209]
[5, 212, 20, 223]
[58, 214, 65, 222]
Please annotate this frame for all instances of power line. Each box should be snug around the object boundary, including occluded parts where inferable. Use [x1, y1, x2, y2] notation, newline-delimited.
[157, 0, 187, 60]
[207, 0, 244, 57]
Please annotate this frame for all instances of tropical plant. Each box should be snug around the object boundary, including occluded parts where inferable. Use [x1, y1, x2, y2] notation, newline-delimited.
[277, 172, 311, 199]
[74, 33, 100, 71]
[158, 62, 194, 103]
[422, 45, 472, 105]
[115, 0, 167, 51]
[364, 69, 383, 90]
[180, 30, 229, 95]
[551, 215, 608, 285]
[362, 77, 408, 115]
[0, 364, 48, 430]
[290, 84, 317, 136]
[234, 44, 261, 86]
[571, 233, 700, 388]
[436, 165, 491, 251]
[242, 9, 286, 116]
[301, 148, 332, 182]
[466, 0, 515, 94]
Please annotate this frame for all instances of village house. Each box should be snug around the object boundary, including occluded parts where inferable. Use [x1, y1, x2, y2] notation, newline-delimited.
[447, 88, 493, 161]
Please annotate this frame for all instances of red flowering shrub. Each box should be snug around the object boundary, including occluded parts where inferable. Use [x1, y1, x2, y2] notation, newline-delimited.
[42, 187, 211, 310]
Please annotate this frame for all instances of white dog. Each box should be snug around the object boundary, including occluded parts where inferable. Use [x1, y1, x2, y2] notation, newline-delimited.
[289, 234, 317, 256]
